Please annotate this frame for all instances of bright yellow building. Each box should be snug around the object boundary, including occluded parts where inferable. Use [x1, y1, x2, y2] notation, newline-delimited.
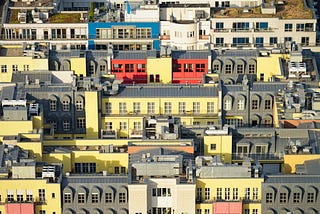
[256, 53, 288, 82]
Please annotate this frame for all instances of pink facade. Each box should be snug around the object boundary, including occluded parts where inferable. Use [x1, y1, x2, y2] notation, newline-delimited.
[5, 203, 34, 214]
[213, 201, 242, 214]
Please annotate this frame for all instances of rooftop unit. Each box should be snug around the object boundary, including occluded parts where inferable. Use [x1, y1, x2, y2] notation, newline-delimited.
[146, 116, 179, 140]
[288, 62, 309, 78]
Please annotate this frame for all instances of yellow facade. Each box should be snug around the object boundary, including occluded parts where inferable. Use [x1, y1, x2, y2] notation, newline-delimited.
[0, 179, 61, 214]
[85, 91, 99, 138]
[256, 54, 288, 82]
[204, 135, 233, 163]
[43, 150, 128, 174]
[147, 57, 172, 84]
[196, 177, 263, 214]
[17, 133, 43, 162]
[70, 57, 86, 76]
[0, 121, 33, 136]
[283, 154, 320, 173]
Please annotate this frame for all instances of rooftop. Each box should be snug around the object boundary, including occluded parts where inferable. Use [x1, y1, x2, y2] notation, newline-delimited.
[213, 0, 313, 19]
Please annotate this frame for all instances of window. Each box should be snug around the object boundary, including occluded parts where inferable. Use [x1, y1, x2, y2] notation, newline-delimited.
[105, 192, 113, 203]
[224, 99, 231, 111]
[114, 166, 119, 174]
[245, 209, 250, 214]
[305, 23, 314, 31]
[184, 63, 193, 72]
[105, 122, 112, 130]
[285, 23, 293, 32]
[232, 37, 249, 45]
[26, 194, 33, 202]
[269, 37, 278, 45]
[149, 74, 154, 83]
[307, 192, 314, 203]
[248, 64, 255, 74]
[210, 144, 216, 150]
[225, 64, 232, 74]
[245, 188, 250, 200]
[62, 100, 70, 111]
[232, 22, 249, 31]
[133, 102, 141, 114]
[238, 99, 245, 110]
[39, 189, 45, 202]
[105, 102, 112, 114]
[196, 188, 202, 201]
[156, 74, 160, 83]
[279, 192, 287, 203]
[301, 37, 309, 46]
[133, 122, 141, 131]
[63, 120, 70, 131]
[296, 23, 305, 31]
[196, 64, 205, 72]
[173, 64, 182, 72]
[256, 22, 268, 30]
[216, 37, 224, 46]
[39, 211, 46, 214]
[293, 192, 301, 203]
[256, 145, 266, 154]
[204, 188, 210, 200]
[164, 102, 172, 114]
[225, 188, 230, 200]
[121, 166, 126, 174]
[207, 102, 214, 114]
[120, 122, 127, 130]
[17, 194, 23, 202]
[50, 100, 57, 111]
[204, 209, 210, 214]
[75, 163, 96, 173]
[252, 209, 258, 214]
[284, 37, 292, 42]
[213, 64, 220, 72]
[216, 22, 224, 29]
[78, 193, 85, 203]
[179, 102, 186, 114]
[197, 209, 202, 214]
[255, 37, 264, 47]
[76, 118, 86, 129]
[92, 193, 98, 203]
[237, 64, 244, 73]
[76, 100, 83, 111]
[252, 100, 258, 110]
[232, 188, 238, 200]
[262, 100, 271, 110]
[253, 188, 258, 200]
[193, 102, 200, 114]
[217, 188, 222, 200]
[266, 192, 273, 203]
[148, 102, 155, 114]
[125, 64, 134, 72]
[119, 192, 126, 203]
[119, 102, 127, 114]
[64, 193, 71, 203]
[7, 194, 14, 202]
[137, 64, 146, 72]
[12, 65, 18, 72]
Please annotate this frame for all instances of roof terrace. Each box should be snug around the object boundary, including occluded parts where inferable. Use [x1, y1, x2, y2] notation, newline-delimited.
[214, 0, 313, 19]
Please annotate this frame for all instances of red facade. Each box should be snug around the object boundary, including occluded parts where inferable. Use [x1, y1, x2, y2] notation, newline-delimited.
[213, 201, 242, 214]
[172, 59, 208, 84]
[111, 59, 147, 84]
[5, 203, 34, 214]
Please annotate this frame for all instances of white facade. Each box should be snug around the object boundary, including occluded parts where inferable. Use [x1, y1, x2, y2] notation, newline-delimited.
[128, 178, 195, 214]
[160, 20, 210, 50]
[211, 17, 317, 48]
[125, 4, 159, 22]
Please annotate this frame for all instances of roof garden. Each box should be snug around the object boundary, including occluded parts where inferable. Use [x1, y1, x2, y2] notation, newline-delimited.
[213, 0, 313, 19]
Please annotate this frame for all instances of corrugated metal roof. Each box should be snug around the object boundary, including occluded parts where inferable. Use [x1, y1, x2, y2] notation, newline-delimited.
[63, 175, 128, 184]
[11, 71, 52, 84]
[108, 85, 219, 98]
[113, 50, 157, 59]
[172, 50, 209, 59]
[264, 175, 320, 183]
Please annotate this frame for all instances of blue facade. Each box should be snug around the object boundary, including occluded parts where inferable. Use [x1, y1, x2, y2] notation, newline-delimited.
[88, 22, 160, 50]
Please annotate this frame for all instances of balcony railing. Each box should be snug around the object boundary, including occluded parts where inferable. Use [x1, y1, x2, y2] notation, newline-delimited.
[160, 35, 170, 40]
[232, 153, 284, 161]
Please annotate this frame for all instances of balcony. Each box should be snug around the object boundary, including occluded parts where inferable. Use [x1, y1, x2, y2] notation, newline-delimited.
[129, 130, 143, 139]
[232, 153, 284, 161]
[160, 35, 170, 40]
[199, 35, 210, 40]
[101, 129, 117, 139]
[254, 28, 274, 32]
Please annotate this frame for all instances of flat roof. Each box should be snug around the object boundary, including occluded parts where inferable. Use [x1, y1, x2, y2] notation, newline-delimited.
[213, 0, 313, 19]
[0, 47, 23, 57]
